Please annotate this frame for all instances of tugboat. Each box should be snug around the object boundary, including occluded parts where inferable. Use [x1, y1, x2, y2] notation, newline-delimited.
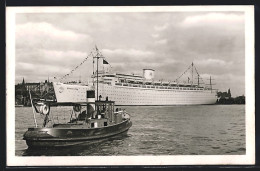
[23, 48, 132, 148]
[23, 90, 132, 148]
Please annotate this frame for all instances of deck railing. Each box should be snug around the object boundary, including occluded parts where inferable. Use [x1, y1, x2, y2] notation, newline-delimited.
[114, 82, 208, 91]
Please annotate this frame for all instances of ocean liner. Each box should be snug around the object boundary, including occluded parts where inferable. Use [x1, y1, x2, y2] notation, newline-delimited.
[53, 48, 217, 105]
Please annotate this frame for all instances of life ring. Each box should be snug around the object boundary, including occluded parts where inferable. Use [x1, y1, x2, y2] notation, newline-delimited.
[73, 105, 81, 112]
[39, 104, 50, 115]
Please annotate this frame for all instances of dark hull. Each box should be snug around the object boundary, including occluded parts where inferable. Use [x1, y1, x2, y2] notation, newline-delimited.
[24, 119, 132, 148]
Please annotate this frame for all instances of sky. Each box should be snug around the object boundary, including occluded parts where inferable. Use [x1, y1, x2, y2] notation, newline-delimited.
[15, 11, 245, 97]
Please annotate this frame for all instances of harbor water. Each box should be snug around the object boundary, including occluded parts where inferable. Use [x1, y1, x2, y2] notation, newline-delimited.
[15, 105, 245, 156]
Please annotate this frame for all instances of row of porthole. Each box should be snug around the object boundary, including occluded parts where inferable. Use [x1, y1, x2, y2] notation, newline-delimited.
[104, 89, 209, 95]
[104, 93, 209, 98]
[104, 91, 207, 97]
[111, 94, 214, 98]
[113, 100, 192, 104]
[111, 88, 211, 94]
[109, 95, 211, 101]
[114, 83, 205, 90]
[107, 93, 214, 98]
[113, 97, 212, 102]
[101, 88, 211, 96]
[111, 96, 184, 100]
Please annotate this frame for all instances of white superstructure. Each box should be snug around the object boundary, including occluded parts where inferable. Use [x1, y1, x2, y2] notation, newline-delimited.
[53, 71, 217, 105]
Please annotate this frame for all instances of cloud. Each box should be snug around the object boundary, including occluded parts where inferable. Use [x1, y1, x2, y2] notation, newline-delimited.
[155, 39, 168, 45]
[16, 61, 71, 81]
[41, 50, 87, 63]
[154, 23, 169, 31]
[153, 12, 245, 69]
[198, 58, 233, 67]
[16, 49, 87, 63]
[16, 22, 87, 41]
[15, 48, 93, 84]
[14, 12, 246, 97]
[16, 22, 93, 51]
[182, 12, 244, 26]
[16, 62, 35, 71]
[102, 48, 155, 62]
[151, 34, 159, 38]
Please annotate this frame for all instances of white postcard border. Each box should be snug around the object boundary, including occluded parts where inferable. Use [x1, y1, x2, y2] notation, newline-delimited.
[6, 6, 255, 166]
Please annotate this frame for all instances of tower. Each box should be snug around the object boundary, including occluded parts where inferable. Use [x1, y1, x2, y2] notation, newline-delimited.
[228, 88, 231, 98]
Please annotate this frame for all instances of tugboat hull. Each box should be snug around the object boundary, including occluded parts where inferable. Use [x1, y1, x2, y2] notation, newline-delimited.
[24, 120, 132, 148]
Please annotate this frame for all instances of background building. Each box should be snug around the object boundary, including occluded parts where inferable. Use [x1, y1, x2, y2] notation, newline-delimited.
[15, 78, 55, 106]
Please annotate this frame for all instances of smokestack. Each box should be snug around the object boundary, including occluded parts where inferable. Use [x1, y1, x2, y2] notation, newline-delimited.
[87, 90, 95, 118]
[143, 69, 155, 80]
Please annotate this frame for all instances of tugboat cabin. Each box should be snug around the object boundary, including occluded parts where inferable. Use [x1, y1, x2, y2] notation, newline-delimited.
[31, 89, 129, 129]
[49, 100, 126, 129]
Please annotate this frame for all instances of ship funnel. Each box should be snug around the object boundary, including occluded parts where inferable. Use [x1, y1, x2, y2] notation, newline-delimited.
[87, 90, 95, 117]
[143, 69, 155, 80]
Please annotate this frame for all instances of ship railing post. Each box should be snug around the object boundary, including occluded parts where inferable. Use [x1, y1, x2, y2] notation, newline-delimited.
[29, 89, 38, 128]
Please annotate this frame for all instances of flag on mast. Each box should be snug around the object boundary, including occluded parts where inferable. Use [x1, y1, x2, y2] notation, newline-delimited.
[103, 59, 109, 64]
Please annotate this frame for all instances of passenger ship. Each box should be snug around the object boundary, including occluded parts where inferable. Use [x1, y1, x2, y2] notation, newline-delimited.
[53, 48, 217, 105]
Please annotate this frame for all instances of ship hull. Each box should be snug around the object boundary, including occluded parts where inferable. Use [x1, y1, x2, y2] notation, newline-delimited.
[100, 84, 217, 105]
[23, 119, 132, 148]
[53, 82, 217, 105]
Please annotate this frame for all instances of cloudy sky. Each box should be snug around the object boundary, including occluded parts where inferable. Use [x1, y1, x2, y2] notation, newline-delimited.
[15, 10, 245, 97]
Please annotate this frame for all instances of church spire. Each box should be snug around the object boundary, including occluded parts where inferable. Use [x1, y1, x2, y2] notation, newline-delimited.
[228, 88, 231, 98]
[22, 77, 25, 85]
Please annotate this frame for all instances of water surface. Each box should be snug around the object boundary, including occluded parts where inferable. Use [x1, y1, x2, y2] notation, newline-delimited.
[15, 105, 245, 156]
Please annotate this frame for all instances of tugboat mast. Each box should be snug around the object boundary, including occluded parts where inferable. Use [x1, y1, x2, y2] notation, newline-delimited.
[96, 56, 99, 101]
[93, 46, 104, 101]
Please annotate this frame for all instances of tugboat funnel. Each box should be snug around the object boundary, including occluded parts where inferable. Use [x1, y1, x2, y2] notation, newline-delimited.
[87, 90, 95, 117]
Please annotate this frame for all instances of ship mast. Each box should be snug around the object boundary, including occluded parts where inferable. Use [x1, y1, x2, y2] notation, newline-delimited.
[191, 62, 193, 86]
[210, 76, 212, 91]
[93, 46, 104, 101]
[93, 56, 95, 86]
[206, 76, 215, 93]
[197, 74, 200, 87]
[193, 63, 203, 87]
